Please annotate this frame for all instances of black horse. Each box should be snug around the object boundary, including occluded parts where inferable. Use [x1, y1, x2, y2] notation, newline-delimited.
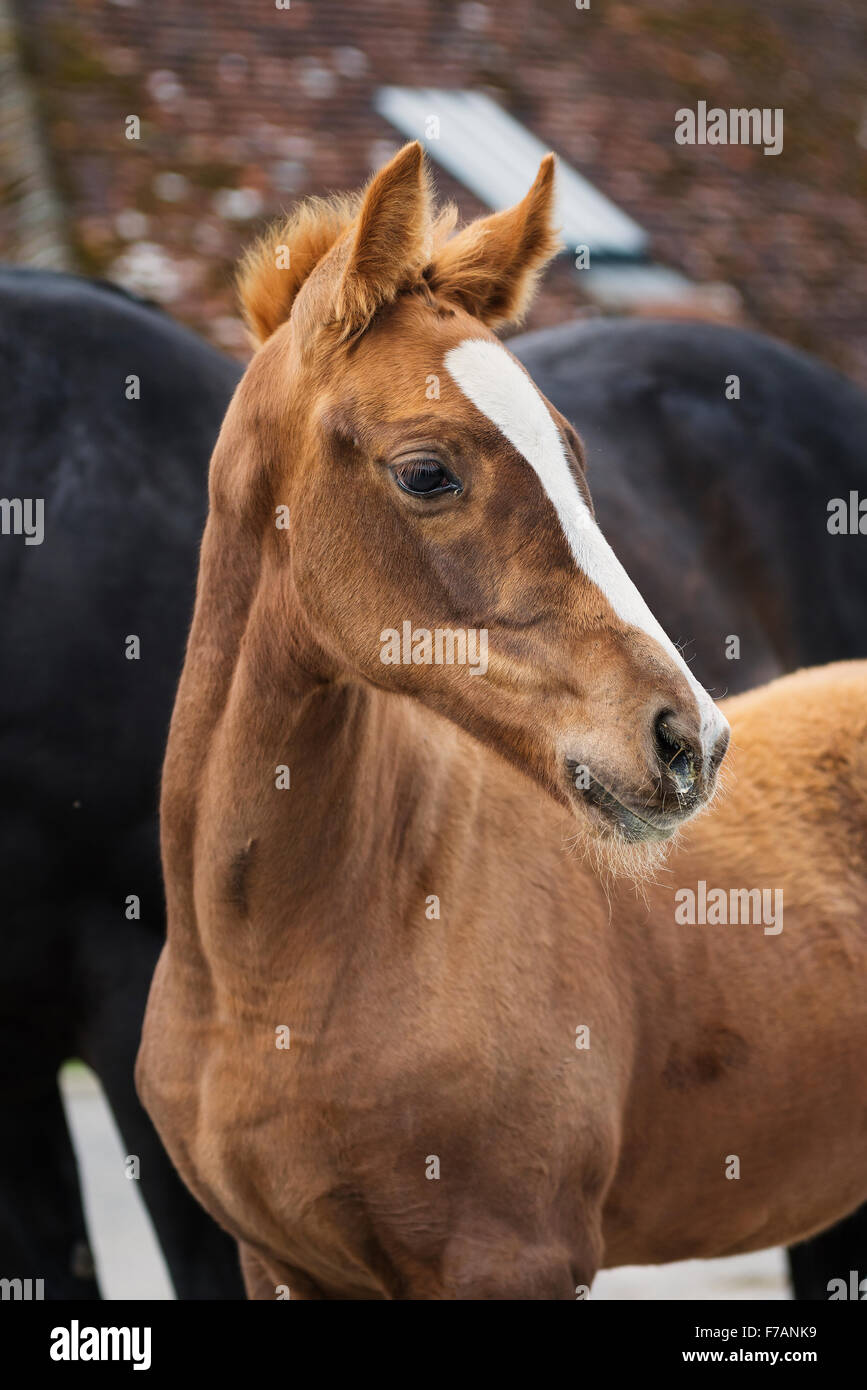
[0, 268, 243, 1298]
[514, 314, 867, 695]
[1, 268, 864, 1299]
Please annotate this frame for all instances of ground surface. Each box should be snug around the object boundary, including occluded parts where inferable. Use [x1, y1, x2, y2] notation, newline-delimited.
[59, 1062, 789, 1301]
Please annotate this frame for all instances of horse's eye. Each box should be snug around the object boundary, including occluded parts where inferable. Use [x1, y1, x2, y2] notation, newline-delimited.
[392, 458, 461, 498]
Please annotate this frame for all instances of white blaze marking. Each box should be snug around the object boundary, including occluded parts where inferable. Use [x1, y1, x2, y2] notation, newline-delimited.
[444, 338, 726, 752]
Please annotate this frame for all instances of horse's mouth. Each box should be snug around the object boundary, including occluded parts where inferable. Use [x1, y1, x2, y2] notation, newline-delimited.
[565, 763, 679, 843]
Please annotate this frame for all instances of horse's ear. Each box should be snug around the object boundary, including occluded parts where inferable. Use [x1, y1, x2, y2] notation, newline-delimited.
[335, 141, 433, 337]
[427, 155, 561, 328]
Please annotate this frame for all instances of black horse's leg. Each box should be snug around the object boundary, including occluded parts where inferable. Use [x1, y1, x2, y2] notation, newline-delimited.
[91, 1058, 245, 1300]
[0, 1040, 100, 1300]
[77, 918, 245, 1300]
[787, 1206, 867, 1301]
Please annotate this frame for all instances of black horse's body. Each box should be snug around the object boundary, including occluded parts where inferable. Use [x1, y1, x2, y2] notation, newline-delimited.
[1, 268, 864, 1299]
[513, 316, 867, 696]
[0, 269, 242, 1297]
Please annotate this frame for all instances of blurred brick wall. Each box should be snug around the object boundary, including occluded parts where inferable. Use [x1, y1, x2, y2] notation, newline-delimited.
[5, 0, 866, 381]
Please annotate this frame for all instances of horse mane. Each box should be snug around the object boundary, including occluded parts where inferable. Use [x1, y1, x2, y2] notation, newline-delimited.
[237, 192, 361, 345]
[237, 194, 459, 346]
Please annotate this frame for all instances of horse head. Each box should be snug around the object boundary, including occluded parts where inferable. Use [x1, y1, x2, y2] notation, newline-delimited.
[221, 142, 729, 861]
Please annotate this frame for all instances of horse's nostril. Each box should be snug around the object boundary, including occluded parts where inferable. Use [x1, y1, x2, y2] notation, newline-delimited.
[668, 747, 694, 790]
[710, 724, 731, 770]
[653, 712, 698, 795]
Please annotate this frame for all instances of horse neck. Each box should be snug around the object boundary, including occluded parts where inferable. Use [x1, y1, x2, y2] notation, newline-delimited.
[160, 519, 477, 971]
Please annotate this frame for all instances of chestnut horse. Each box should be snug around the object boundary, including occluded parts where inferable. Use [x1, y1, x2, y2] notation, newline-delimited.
[138, 146, 865, 1297]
